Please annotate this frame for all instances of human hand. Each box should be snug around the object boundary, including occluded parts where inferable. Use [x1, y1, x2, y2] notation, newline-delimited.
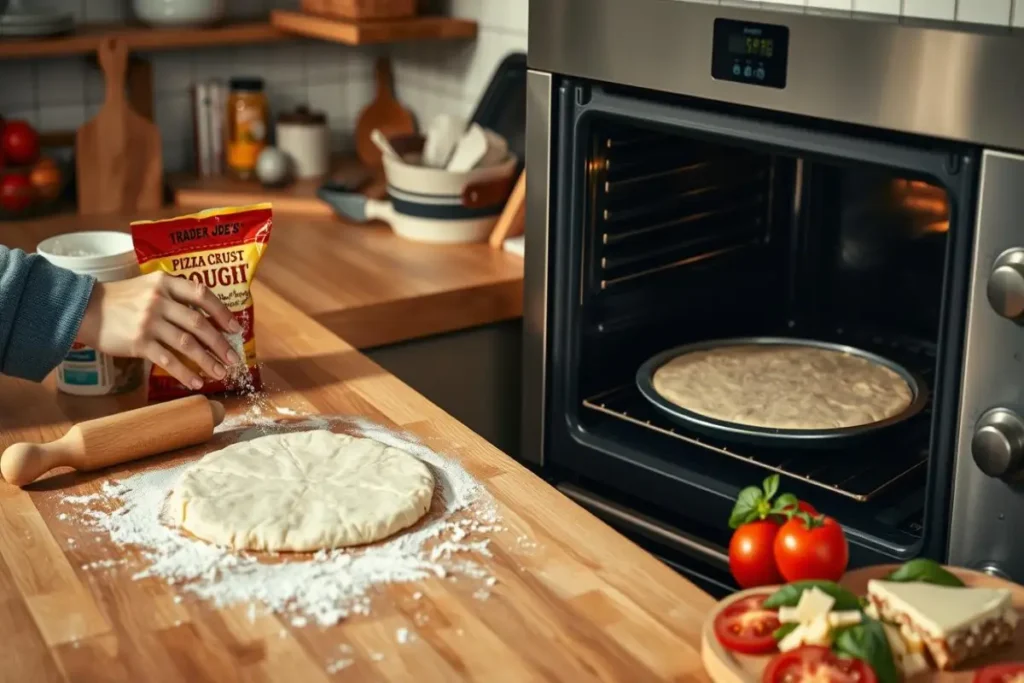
[75, 272, 242, 390]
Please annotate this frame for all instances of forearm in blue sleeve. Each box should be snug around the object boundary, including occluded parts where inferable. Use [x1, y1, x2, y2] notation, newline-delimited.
[0, 246, 96, 382]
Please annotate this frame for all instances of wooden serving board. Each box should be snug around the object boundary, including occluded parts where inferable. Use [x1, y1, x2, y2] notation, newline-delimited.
[702, 566, 1024, 683]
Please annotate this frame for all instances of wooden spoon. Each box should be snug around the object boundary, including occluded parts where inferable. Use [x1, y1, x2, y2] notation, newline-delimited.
[354, 57, 415, 169]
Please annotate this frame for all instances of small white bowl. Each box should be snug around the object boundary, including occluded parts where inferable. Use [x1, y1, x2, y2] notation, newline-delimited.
[132, 0, 226, 27]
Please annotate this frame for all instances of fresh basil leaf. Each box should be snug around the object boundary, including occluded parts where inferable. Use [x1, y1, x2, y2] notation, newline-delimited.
[833, 618, 899, 683]
[763, 474, 780, 501]
[773, 623, 798, 641]
[884, 558, 965, 587]
[771, 493, 798, 515]
[762, 580, 862, 612]
[728, 485, 765, 529]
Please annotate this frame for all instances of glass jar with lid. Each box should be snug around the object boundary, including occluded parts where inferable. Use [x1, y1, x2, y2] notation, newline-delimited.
[226, 77, 269, 180]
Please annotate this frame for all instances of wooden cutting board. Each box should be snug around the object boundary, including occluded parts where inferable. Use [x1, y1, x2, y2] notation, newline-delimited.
[354, 56, 415, 169]
[702, 566, 1024, 683]
[76, 37, 163, 215]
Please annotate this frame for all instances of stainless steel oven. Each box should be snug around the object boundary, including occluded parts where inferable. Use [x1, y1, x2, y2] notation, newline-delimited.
[523, 0, 1024, 597]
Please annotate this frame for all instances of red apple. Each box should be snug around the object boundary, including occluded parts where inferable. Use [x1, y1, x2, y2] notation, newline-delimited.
[0, 173, 33, 213]
[1, 120, 40, 166]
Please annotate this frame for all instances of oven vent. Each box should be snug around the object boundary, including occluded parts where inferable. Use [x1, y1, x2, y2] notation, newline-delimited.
[589, 130, 774, 291]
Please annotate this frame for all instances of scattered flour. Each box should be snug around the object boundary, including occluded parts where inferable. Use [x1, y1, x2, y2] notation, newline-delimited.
[326, 658, 354, 673]
[58, 409, 506, 628]
[396, 627, 415, 644]
[370, 652, 384, 662]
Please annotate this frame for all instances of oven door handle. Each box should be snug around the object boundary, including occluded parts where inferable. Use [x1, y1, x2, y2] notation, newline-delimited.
[558, 483, 730, 568]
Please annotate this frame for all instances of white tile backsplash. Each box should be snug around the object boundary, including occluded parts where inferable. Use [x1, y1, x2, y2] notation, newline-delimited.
[902, 0, 956, 19]
[957, 0, 1013, 24]
[36, 58, 88, 107]
[852, 0, 900, 14]
[807, 0, 852, 9]
[38, 103, 87, 131]
[0, 62, 36, 109]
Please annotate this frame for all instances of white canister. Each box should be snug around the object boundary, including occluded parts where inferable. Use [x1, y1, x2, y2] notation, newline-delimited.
[37, 232, 144, 397]
[276, 107, 329, 179]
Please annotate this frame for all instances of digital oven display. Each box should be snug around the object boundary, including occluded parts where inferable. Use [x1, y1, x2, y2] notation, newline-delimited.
[711, 18, 789, 89]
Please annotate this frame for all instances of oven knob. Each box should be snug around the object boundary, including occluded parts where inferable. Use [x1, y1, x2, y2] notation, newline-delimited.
[987, 249, 1024, 320]
[972, 408, 1024, 479]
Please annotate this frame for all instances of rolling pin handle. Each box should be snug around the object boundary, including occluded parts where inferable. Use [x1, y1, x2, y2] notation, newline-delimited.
[1, 442, 57, 487]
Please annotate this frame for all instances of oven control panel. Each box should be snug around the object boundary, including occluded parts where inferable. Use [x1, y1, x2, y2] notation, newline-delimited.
[711, 18, 790, 89]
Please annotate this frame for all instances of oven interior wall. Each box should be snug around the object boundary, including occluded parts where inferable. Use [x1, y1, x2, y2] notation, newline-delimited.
[579, 118, 949, 395]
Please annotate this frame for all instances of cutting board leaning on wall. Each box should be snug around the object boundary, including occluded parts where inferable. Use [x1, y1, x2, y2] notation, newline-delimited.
[76, 37, 163, 215]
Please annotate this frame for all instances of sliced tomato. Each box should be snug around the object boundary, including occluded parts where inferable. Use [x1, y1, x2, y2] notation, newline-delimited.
[713, 593, 781, 655]
[973, 663, 1024, 683]
[762, 646, 877, 683]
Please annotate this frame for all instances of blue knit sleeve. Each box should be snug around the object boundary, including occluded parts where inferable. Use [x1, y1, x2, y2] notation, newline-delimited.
[0, 246, 96, 382]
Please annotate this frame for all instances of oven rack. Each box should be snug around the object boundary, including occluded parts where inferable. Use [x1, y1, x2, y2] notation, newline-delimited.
[581, 384, 928, 502]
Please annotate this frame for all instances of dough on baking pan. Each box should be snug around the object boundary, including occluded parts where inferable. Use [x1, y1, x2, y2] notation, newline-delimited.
[167, 430, 435, 551]
[651, 344, 913, 431]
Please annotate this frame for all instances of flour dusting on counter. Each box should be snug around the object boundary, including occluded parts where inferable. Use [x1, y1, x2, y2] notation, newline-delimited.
[59, 409, 505, 627]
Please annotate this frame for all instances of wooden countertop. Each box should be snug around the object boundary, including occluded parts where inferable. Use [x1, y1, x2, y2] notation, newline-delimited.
[2, 209, 524, 348]
[0, 280, 716, 682]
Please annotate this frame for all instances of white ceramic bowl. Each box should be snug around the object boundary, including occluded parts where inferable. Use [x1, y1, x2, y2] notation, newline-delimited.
[374, 152, 519, 244]
[132, 0, 225, 27]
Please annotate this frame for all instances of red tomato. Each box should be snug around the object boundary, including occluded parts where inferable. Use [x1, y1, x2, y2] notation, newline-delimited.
[713, 592, 781, 655]
[763, 646, 877, 683]
[774, 514, 849, 583]
[0, 173, 33, 212]
[973, 663, 1024, 683]
[1, 120, 40, 166]
[730, 520, 784, 588]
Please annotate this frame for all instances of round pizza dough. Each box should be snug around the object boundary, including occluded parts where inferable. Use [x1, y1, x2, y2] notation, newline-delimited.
[651, 343, 914, 430]
[167, 430, 435, 551]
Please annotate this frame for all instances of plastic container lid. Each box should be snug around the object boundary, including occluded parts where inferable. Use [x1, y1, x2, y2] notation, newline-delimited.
[230, 77, 265, 92]
[278, 105, 327, 126]
[37, 231, 139, 281]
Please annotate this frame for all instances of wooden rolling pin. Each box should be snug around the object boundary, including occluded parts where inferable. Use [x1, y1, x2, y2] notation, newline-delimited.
[1, 395, 226, 487]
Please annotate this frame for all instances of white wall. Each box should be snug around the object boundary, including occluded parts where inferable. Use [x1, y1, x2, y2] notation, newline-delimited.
[391, 0, 528, 127]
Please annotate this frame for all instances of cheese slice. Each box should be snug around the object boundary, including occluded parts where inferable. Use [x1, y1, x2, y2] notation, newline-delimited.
[795, 587, 836, 622]
[828, 611, 862, 628]
[867, 580, 1013, 638]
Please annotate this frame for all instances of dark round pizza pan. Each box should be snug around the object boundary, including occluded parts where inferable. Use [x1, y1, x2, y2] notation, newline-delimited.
[635, 336, 929, 448]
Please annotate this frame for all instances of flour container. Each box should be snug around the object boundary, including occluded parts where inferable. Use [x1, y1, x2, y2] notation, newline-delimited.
[37, 231, 144, 396]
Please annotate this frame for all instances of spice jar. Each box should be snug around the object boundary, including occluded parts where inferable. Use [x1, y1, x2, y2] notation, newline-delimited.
[276, 106, 329, 178]
[226, 77, 269, 180]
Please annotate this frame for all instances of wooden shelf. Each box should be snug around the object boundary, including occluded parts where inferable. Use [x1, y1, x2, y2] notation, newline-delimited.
[0, 21, 289, 60]
[168, 157, 386, 218]
[269, 10, 476, 46]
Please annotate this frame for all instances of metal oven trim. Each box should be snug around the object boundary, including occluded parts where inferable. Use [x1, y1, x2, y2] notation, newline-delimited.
[949, 150, 1024, 578]
[557, 483, 730, 568]
[521, 69, 554, 466]
[529, 0, 1024, 152]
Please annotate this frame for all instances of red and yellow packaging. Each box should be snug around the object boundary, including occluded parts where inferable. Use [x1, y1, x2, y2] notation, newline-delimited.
[130, 203, 273, 401]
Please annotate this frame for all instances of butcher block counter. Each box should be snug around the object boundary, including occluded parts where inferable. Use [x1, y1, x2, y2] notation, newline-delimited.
[0, 287, 716, 678]
[2, 210, 524, 349]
